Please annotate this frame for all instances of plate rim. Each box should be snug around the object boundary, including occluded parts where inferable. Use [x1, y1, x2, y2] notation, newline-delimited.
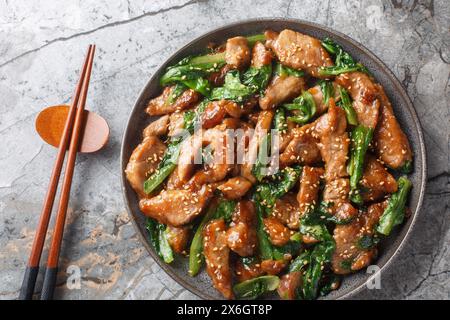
[120, 17, 427, 300]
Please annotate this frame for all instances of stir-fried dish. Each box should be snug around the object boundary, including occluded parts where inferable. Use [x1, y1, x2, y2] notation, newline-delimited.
[125, 29, 413, 300]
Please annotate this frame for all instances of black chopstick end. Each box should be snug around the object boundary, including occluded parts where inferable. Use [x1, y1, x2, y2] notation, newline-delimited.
[40, 267, 58, 300]
[19, 266, 39, 300]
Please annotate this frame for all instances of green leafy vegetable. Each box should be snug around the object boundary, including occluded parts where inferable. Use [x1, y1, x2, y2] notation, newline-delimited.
[143, 141, 181, 195]
[301, 236, 335, 300]
[319, 274, 341, 296]
[272, 241, 302, 260]
[317, 80, 334, 108]
[252, 132, 271, 182]
[158, 224, 174, 263]
[376, 176, 412, 236]
[357, 234, 379, 250]
[337, 86, 358, 125]
[160, 54, 225, 87]
[283, 91, 317, 124]
[289, 251, 312, 273]
[245, 34, 266, 46]
[146, 219, 174, 264]
[180, 77, 212, 96]
[255, 201, 275, 260]
[398, 160, 413, 174]
[212, 199, 236, 222]
[319, 38, 368, 76]
[234, 275, 280, 300]
[274, 63, 304, 78]
[348, 125, 374, 205]
[255, 166, 302, 215]
[242, 64, 272, 94]
[211, 70, 255, 102]
[274, 108, 288, 134]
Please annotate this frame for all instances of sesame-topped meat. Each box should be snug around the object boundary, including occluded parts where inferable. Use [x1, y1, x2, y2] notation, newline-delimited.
[332, 201, 387, 274]
[251, 41, 273, 68]
[203, 219, 234, 299]
[297, 166, 324, 216]
[143, 114, 169, 138]
[217, 176, 253, 200]
[139, 184, 213, 227]
[360, 154, 398, 202]
[373, 84, 413, 169]
[259, 75, 305, 110]
[225, 36, 251, 70]
[263, 216, 292, 247]
[125, 136, 167, 197]
[278, 271, 303, 300]
[234, 258, 264, 282]
[266, 29, 334, 78]
[146, 86, 200, 116]
[316, 103, 349, 181]
[166, 225, 190, 254]
[279, 127, 321, 167]
[335, 72, 380, 129]
[226, 201, 258, 257]
[271, 193, 301, 230]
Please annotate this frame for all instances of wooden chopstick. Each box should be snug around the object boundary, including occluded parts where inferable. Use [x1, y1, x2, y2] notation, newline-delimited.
[39, 45, 96, 300]
[19, 45, 94, 300]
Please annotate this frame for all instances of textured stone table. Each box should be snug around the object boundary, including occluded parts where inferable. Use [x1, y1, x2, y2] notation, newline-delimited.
[0, 0, 448, 300]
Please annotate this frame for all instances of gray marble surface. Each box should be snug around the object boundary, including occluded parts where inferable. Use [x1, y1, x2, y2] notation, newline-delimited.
[0, 0, 448, 300]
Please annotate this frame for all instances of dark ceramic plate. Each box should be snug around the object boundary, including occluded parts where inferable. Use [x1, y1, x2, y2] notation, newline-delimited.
[121, 18, 426, 300]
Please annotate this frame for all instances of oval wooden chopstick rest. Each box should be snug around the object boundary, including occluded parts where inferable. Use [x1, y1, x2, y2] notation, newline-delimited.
[36, 105, 109, 153]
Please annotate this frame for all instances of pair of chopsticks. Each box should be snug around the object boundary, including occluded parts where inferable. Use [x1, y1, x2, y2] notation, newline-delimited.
[19, 45, 96, 300]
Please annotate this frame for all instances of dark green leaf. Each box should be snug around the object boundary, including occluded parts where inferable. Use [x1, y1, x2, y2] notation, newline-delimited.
[376, 176, 412, 236]
[234, 276, 280, 300]
[284, 91, 317, 124]
[274, 63, 304, 77]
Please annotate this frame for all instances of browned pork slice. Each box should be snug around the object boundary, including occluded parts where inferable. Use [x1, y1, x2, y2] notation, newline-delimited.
[259, 75, 305, 110]
[217, 176, 253, 200]
[166, 168, 185, 190]
[225, 36, 250, 70]
[297, 166, 324, 216]
[125, 136, 167, 197]
[167, 111, 186, 137]
[166, 225, 190, 254]
[266, 29, 333, 78]
[360, 154, 398, 202]
[143, 115, 169, 138]
[139, 184, 213, 227]
[226, 201, 258, 257]
[263, 216, 292, 247]
[332, 201, 387, 274]
[201, 99, 256, 129]
[373, 84, 413, 169]
[316, 104, 350, 181]
[271, 193, 301, 230]
[335, 72, 380, 129]
[234, 258, 264, 282]
[203, 219, 233, 299]
[322, 178, 359, 222]
[146, 86, 200, 116]
[278, 272, 303, 300]
[251, 41, 273, 68]
[261, 259, 288, 275]
[279, 127, 321, 167]
[241, 110, 274, 183]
